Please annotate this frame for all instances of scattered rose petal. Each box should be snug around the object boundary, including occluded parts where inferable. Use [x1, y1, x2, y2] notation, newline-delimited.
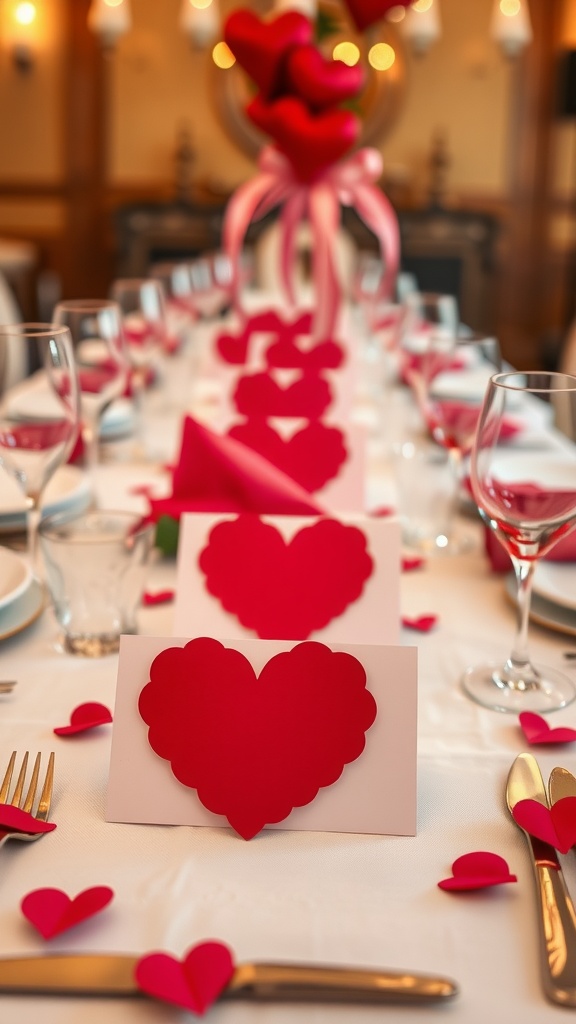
[438, 851, 517, 891]
[21, 886, 114, 939]
[53, 702, 112, 737]
[519, 711, 576, 745]
[402, 614, 438, 632]
[136, 940, 235, 1014]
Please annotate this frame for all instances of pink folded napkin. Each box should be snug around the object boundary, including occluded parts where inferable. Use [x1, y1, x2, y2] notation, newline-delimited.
[145, 415, 323, 527]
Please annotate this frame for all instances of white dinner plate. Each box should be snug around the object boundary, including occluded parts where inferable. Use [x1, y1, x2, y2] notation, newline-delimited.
[100, 398, 134, 440]
[0, 578, 45, 642]
[8, 378, 134, 441]
[533, 561, 576, 612]
[0, 464, 93, 533]
[505, 572, 576, 638]
[0, 548, 32, 611]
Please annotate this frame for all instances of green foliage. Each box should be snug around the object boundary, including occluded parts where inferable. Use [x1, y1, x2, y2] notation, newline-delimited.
[154, 515, 180, 557]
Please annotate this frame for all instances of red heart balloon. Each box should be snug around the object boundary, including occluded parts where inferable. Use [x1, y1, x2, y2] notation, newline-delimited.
[285, 45, 365, 110]
[228, 419, 347, 493]
[247, 96, 359, 182]
[21, 886, 114, 939]
[136, 941, 235, 1014]
[438, 852, 517, 892]
[343, 0, 413, 32]
[198, 515, 373, 640]
[233, 370, 333, 418]
[224, 9, 313, 98]
[519, 711, 576, 745]
[512, 796, 576, 854]
[53, 702, 113, 736]
[139, 638, 377, 839]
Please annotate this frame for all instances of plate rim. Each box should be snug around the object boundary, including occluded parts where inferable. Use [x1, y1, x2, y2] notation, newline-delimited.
[0, 577, 45, 642]
[0, 548, 32, 612]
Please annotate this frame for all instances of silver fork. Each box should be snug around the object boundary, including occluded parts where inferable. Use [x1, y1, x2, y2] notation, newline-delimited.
[0, 751, 55, 849]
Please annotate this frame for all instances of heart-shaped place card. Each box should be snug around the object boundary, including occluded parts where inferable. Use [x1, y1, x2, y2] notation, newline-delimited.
[512, 796, 576, 853]
[224, 9, 312, 97]
[21, 886, 114, 939]
[139, 637, 377, 839]
[519, 711, 576, 745]
[136, 941, 235, 1014]
[198, 515, 373, 639]
[233, 370, 333, 419]
[438, 852, 517, 892]
[227, 419, 347, 493]
[53, 702, 113, 736]
[0, 805, 56, 836]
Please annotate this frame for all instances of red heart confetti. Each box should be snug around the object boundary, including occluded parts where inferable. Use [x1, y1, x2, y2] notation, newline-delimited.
[142, 589, 176, 607]
[0, 805, 56, 837]
[21, 886, 114, 939]
[401, 615, 438, 632]
[224, 9, 312, 98]
[247, 96, 359, 182]
[401, 555, 425, 572]
[343, 0, 413, 32]
[53, 702, 113, 737]
[136, 940, 235, 1014]
[438, 852, 517, 892]
[198, 515, 373, 640]
[285, 45, 365, 111]
[233, 370, 333, 418]
[518, 711, 576, 745]
[227, 419, 347, 493]
[512, 796, 576, 854]
[139, 638, 377, 840]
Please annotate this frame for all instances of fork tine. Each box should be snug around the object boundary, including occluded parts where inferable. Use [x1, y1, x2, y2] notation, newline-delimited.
[10, 752, 28, 807]
[35, 752, 54, 822]
[21, 753, 41, 814]
[0, 751, 16, 804]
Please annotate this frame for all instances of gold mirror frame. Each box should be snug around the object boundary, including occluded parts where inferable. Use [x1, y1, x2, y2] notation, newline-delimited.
[210, 13, 408, 161]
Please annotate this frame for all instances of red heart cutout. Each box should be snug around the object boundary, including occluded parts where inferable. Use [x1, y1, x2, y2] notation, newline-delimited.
[228, 419, 347, 493]
[198, 515, 373, 640]
[21, 886, 114, 939]
[215, 330, 249, 366]
[342, 0, 413, 32]
[0, 805, 56, 836]
[139, 638, 377, 839]
[265, 337, 344, 370]
[285, 45, 365, 110]
[438, 852, 517, 892]
[224, 9, 312, 98]
[233, 370, 333, 418]
[519, 712, 576, 745]
[247, 97, 359, 182]
[215, 311, 299, 366]
[401, 614, 438, 632]
[53, 702, 113, 736]
[136, 941, 235, 1013]
[512, 796, 576, 854]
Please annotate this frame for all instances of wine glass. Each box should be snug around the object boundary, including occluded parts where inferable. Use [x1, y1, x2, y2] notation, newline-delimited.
[462, 370, 576, 712]
[0, 323, 80, 572]
[53, 299, 129, 472]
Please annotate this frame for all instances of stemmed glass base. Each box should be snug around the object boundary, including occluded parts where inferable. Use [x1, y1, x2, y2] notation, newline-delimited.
[461, 662, 576, 713]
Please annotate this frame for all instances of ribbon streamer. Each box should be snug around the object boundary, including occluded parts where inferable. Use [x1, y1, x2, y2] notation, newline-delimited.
[223, 145, 400, 341]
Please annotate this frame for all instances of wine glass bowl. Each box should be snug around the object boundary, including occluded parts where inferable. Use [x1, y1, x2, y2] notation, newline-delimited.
[463, 370, 576, 712]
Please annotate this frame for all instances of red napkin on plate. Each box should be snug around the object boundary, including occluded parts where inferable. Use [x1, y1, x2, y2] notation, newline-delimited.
[430, 400, 523, 450]
[145, 415, 323, 524]
[484, 526, 576, 572]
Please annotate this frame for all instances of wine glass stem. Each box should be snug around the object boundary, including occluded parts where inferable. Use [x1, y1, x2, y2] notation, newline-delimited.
[447, 447, 464, 526]
[506, 556, 538, 684]
[82, 419, 99, 473]
[27, 499, 41, 579]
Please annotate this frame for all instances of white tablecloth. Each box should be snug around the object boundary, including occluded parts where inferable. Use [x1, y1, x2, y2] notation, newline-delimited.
[1, 318, 576, 1023]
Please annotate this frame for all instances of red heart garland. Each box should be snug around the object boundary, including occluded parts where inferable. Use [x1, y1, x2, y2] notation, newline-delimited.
[139, 638, 377, 839]
[215, 312, 315, 367]
[215, 330, 250, 366]
[198, 515, 373, 640]
[224, 9, 312, 98]
[21, 886, 114, 939]
[227, 419, 347, 493]
[512, 796, 576, 854]
[285, 45, 366, 111]
[342, 0, 413, 32]
[518, 711, 576, 745]
[53, 702, 113, 736]
[233, 370, 333, 418]
[247, 96, 360, 182]
[136, 941, 235, 1014]
[265, 337, 345, 371]
[0, 805, 56, 836]
[438, 852, 517, 892]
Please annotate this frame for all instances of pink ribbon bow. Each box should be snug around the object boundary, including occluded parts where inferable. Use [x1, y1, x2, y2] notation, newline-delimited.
[223, 145, 400, 342]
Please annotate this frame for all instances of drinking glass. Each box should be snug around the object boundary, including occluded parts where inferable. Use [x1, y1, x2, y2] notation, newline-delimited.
[53, 299, 129, 472]
[188, 253, 233, 320]
[0, 323, 80, 571]
[462, 371, 576, 712]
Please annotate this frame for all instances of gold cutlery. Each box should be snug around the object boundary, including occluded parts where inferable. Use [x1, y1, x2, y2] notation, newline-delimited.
[507, 753, 576, 1006]
[549, 766, 576, 804]
[0, 953, 458, 1003]
[0, 751, 54, 849]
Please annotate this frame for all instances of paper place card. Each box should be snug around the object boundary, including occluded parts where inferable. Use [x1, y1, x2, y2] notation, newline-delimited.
[173, 512, 401, 645]
[106, 634, 417, 838]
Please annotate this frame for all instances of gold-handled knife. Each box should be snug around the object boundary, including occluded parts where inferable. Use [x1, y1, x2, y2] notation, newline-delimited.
[549, 766, 576, 805]
[507, 753, 576, 1006]
[0, 954, 458, 1004]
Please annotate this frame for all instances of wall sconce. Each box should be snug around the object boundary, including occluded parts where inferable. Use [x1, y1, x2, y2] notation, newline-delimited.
[88, 0, 132, 49]
[8, 0, 39, 73]
[180, 0, 220, 50]
[491, 0, 532, 58]
[401, 0, 441, 56]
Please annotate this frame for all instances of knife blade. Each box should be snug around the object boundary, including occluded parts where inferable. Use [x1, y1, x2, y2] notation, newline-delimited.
[507, 753, 576, 1006]
[0, 953, 458, 1004]
[549, 766, 576, 805]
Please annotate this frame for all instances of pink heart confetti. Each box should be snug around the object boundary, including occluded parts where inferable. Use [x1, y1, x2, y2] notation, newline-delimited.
[142, 589, 175, 607]
[53, 702, 112, 737]
[136, 940, 235, 1014]
[519, 711, 576, 745]
[21, 886, 114, 939]
[438, 851, 517, 891]
[401, 614, 438, 632]
[512, 796, 576, 853]
[0, 805, 56, 836]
